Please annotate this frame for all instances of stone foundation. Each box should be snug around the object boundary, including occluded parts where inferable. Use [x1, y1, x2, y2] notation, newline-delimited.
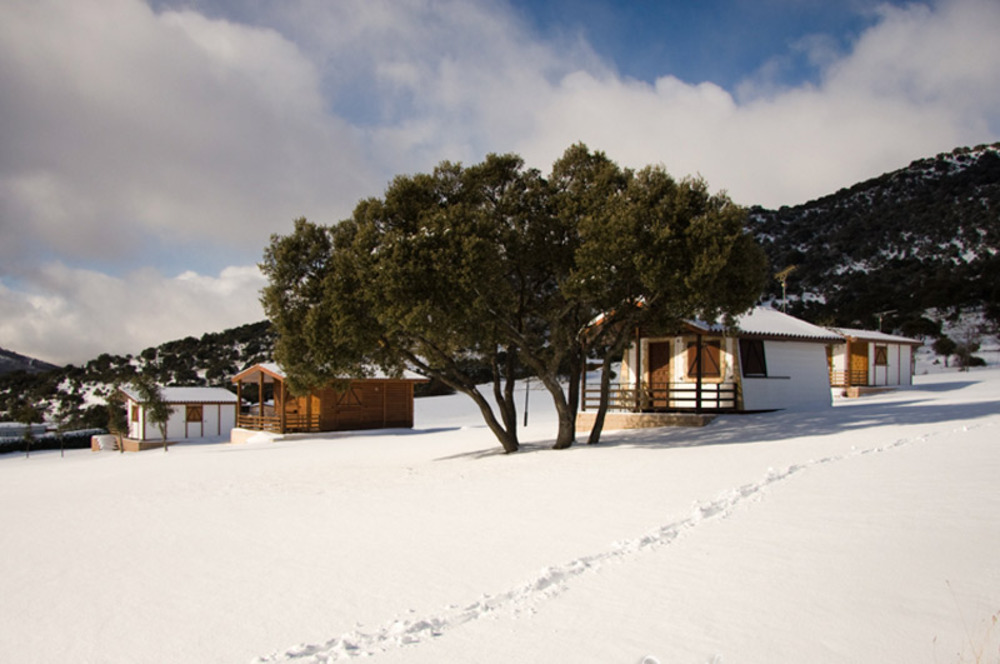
[576, 411, 716, 432]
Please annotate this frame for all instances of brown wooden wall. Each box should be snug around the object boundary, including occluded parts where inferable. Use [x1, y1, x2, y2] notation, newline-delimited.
[315, 380, 416, 431]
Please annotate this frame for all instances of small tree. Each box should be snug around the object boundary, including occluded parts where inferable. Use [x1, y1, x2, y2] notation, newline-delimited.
[932, 336, 956, 367]
[51, 399, 75, 458]
[133, 378, 172, 452]
[107, 389, 129, 453]
[13, 403, 43, 458]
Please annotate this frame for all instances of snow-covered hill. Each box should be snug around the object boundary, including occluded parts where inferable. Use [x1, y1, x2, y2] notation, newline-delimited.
[750, 142, 1000, 332]
[2, 364, 998, 663]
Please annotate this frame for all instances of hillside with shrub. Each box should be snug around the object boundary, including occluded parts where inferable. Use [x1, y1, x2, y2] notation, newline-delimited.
[750, 142, 1000, 337]
[0, 321, 275, 430]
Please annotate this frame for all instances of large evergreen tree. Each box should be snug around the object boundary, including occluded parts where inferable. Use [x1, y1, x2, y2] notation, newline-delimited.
[260, 145, 767, 453]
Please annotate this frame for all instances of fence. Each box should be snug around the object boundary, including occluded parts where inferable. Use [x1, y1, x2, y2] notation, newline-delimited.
[581, 381, 739, 413]
[236, 413, 321, 433]
[828, 369, 869, 387]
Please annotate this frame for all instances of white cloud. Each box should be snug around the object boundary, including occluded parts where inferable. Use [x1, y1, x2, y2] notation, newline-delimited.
[0, 262, 266, 365]
[0, 0, 376, 272]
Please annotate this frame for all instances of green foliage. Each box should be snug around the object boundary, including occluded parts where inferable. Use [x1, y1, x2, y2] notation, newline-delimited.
[106, 389, 129, 448]
[261, 144, 767, 452]
[932, 336, 957, 366]
[132, 377, 172, 446]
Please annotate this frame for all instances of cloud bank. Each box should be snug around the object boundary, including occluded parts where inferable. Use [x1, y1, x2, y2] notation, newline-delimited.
[1, 0, 998, 364]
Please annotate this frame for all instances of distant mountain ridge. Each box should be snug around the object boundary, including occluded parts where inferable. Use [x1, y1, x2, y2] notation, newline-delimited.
[0, 347, 59, 376]
[749, 142, 1000, 333]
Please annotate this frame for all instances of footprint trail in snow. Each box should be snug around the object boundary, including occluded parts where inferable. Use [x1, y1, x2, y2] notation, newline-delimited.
[255, 422, 988, 662]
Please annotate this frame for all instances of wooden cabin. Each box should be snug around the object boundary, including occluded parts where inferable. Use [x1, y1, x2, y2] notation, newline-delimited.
[231, 363, 426, 441]
[119, 385, 239, 450]
[579, 307, 842, 430]
[826, 328, 921, 395]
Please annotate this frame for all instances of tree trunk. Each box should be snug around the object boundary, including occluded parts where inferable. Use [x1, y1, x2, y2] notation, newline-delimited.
[401, 348, 519, 453]
[492, 348, 518, 443]
[551, 398, 576, 449]
[587, 353, 615, 445]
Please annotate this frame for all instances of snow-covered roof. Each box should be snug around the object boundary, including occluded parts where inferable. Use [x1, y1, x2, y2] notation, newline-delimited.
[121, 386, 239, 404]
[828, 327, 922, 346]
[232, 362, 426, 383]
[688, 307, 843, 343]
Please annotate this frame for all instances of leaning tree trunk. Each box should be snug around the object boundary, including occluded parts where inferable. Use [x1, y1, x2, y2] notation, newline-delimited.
[587, 353, 615, 445]
[453, 384, 519, 453]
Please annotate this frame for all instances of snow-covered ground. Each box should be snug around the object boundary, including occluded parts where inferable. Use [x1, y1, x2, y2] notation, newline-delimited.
[2, 367, 999, 664]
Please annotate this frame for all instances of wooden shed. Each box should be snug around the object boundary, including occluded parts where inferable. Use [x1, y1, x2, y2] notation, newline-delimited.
[231, 363, 426, 439]
[826, 328, 921, 395]
[119, 385, 239, 449]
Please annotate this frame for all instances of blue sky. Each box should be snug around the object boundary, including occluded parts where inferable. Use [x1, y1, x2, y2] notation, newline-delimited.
[1, 0, 998, 364]
[510, 0, 888, 90]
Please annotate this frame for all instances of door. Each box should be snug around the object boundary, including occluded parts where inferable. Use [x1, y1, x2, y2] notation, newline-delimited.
[849, 341, 869, 386]
[647, 341, 671, 409]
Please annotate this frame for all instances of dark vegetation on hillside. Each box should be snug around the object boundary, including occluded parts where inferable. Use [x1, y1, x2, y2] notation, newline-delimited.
[0, 321, 275, 428]
[0, 347, 59, 376]
[750, 143, 1000, 336]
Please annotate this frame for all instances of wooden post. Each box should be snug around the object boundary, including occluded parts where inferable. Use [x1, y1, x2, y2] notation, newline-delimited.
[695, 333, 704, 414]
[279, 380, 287, 433]
[258, 372, 265, 427]
[633, 327, 642, 412]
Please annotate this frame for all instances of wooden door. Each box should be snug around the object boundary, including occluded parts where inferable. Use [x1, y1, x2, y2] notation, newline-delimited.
[849, 341, 869, 386]
[647, 341, 671, 409]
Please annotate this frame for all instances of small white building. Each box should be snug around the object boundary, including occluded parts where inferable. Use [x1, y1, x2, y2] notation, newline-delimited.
[579, 307, 843, 430]
[120, 385, 239, 446]
[826, 328, 921, 394]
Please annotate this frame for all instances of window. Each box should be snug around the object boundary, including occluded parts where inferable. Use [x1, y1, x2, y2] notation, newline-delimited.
[185, 405, 203, 422]
[739, 339, 767, 377]
[686, 339, 721, 378]
[874, 345, 889, 366]
[336, 386, 362, 407]
[130, 405, 139, 422]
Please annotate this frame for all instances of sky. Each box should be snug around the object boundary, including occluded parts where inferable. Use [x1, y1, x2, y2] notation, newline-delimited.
[2, 0, 999, 365]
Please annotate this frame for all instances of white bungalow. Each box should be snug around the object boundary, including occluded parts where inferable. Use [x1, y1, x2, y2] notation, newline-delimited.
[578, 307, 842, 430]
[120, 385, 239, 450]
[826, 328, 921, 395]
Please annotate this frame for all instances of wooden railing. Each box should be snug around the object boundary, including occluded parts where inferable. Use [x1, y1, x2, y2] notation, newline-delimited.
[829, 370, 869, 387]
[237, 413, 322, 433]
[237, 414, 282, 432]
[581, 382, 739, 413]
[284, 414, 321, 432]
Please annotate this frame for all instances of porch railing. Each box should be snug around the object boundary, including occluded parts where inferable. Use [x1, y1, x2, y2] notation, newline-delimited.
[237, 414, 282, 432]
[829, 370, 869, 387]
[581, 381, 739, 413]
[236, 413, 321, 433]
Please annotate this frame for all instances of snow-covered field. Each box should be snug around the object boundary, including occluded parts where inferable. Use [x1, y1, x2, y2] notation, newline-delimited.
[2, 368, 999, 664]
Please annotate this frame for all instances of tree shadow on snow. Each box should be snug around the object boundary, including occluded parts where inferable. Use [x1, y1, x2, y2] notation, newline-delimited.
[592, 396, 999, 452]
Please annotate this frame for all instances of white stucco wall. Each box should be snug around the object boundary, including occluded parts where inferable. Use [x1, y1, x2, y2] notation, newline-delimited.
[740, 341, 832, 411]
[870, 343, 914, 386]
[128, 402, 237, 441]
[828, 341, 915, 387]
